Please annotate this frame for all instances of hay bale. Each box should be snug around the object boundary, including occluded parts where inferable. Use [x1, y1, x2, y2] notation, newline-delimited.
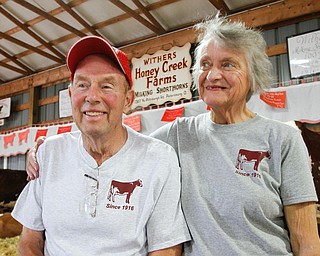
[0, 236, 19, 256]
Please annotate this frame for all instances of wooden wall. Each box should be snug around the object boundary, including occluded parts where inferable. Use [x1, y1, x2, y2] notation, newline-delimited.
[0, 0, 320, 132]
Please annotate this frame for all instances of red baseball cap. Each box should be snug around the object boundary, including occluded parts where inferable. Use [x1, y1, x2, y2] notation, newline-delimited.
[66, 35, 132, 88]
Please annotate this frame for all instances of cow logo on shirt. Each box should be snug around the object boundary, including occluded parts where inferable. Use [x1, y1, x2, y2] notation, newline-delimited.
[106, 179, 143, 211]
[235, 149, 271, 178]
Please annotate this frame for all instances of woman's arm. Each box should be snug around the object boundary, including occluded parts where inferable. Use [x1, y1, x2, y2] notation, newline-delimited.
[26, 136, 45, 180]
[284, 202, 320, 255]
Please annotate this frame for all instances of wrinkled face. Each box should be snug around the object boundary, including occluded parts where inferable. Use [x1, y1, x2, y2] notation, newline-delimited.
[69, 54, 133, 139]
[198, 41, 251, 110]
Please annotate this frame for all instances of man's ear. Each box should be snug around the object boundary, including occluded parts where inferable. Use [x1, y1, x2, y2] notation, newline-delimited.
[68, 84, 72, 97]
[123, 89, 135, 115]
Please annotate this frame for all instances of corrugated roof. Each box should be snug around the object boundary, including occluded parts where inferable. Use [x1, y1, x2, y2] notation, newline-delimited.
[0, 0, 317, 85]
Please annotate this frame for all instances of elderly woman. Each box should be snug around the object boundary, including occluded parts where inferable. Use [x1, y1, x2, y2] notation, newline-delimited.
[151, 15, 320, 255]
[26, 15, 319, 255]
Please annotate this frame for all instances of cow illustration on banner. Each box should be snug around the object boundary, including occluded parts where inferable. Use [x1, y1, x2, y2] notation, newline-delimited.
[131, 43, 192, 109]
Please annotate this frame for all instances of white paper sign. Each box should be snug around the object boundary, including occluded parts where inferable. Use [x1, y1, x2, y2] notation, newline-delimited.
[59, 89, 72, 118]
[0, 97, 11, 118]
[287, 30, 320, 78]
[131, 43, 192, 108]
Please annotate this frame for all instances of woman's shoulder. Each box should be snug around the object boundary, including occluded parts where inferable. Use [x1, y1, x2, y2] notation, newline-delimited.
[256, 115, 301, 137]
[151, 112, 208, 138]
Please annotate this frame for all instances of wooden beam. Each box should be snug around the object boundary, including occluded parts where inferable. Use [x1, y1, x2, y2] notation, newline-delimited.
[122, 28, 197, 60]
[0, 48, 33, 74]
[267, 43, 287, 57]
[207, 0, 230, 15]
[0, 60, 29, 75]
[32, 67, 70, 88]
[0, 78, 30, 98]
[261, 11, 320, 30]
[123, 0, 320, 58]
[39, 95, 59, 106]
[229, 0, 320, 28]
[0, 66, 69, 98]
[4, 0, 90, 37]
[0, 32, 63, 63]
[110, 0, 165, 35]
[12, 0, 87, 37]
[0, 6, 65, 61]
[228, 0, 281, 14]
[132, 0, 166, 33]
[1, 0, 177, 68]
[28, 85, 39, 125]
[13, 102, 29, 112]
[1, 0, 320, 99]
[54, 0, 101, 36]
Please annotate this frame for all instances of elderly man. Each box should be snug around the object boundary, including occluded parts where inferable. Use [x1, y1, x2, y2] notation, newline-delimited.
[12, 36, 190, 255]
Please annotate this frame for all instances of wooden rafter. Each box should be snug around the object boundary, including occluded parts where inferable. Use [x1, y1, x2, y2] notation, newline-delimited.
[0, 0, 319, 87]
[54, 0, 101, 36]
[11, 0, 87, 37]
[0, 0, 176, 69]
[121, 0, 320, 58]
[261, 11, 320, 30]
[0, 6, 65, 61]
[0, 59, 29, 75]
[4, 0, 176, 48]
[4, 0, 90, 37]
[228, 0, 283, 14]
[0, 48, 33, 74]
[231, 0, 320, 28]
[132, 0, 166, 33]
[0, 31, 63, 63]
[207, 0, 230, 15]
[109, 0, 165, 35]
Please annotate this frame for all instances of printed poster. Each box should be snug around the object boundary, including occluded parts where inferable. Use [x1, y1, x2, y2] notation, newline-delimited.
[131, 43, 192, 108]
[0, 97, 11, 118]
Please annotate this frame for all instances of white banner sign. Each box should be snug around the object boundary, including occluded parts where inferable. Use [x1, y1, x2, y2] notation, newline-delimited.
[131, 43, 192, 108]
[2, 81, 319, 157]
[247, 81, 320, 122]
[0, 123, 78, 157]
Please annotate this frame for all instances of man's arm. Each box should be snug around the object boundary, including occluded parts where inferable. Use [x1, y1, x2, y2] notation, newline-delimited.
[284, 202, 320, 255]
[18, 226, 45, 256]
[148, 244, 182, 256]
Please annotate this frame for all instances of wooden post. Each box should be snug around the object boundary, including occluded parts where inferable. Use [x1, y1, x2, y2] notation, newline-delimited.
[28, 77, 39, 125]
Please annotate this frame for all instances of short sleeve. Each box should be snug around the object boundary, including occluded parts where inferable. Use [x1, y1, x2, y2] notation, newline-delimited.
[11, 178, 44, 231]
[146, 148, 190, 251]
[12, 149, 45, 231]
[280, 130, 318, 205]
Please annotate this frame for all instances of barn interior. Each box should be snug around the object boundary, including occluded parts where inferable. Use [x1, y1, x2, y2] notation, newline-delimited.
[0, 0, 320, 254]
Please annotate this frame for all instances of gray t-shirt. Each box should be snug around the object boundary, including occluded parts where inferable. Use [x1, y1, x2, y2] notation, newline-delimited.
[151, 113, 317, 256]
[12, 127, 190, 255]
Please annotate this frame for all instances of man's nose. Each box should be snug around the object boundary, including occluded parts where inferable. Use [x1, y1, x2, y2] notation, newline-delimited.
[85, 85, 100, 103]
